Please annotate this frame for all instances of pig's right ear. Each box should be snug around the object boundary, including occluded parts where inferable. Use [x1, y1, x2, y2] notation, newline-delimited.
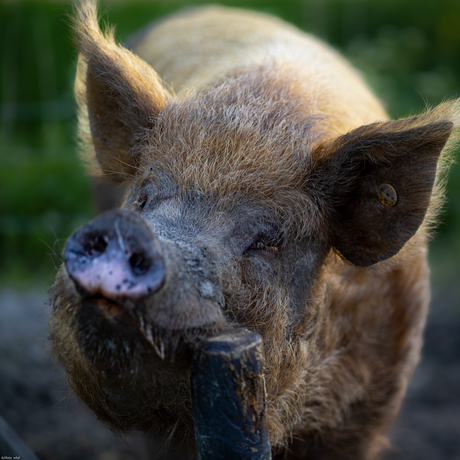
[73, 1, 170, 182]
[319, 106, 458, 267]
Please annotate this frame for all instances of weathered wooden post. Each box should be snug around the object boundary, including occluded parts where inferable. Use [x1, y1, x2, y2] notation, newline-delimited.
[191, 329, 272, 460]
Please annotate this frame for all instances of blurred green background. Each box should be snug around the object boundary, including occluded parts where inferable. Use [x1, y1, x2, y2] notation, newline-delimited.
[1, 0, 460, 290]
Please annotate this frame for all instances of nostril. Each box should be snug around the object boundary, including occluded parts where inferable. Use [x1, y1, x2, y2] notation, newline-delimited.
[129, 252, 150, 276]
[84, 235, 108, 257]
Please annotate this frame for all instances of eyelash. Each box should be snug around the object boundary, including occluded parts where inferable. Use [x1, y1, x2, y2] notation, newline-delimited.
[247, 240, 279, 254]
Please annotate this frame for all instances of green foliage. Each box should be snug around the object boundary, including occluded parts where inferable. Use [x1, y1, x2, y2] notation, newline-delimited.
[1, 0, 460, 286]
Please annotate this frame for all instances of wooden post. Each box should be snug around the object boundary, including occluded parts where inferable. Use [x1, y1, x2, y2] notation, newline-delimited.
[191, 329, 272, 460]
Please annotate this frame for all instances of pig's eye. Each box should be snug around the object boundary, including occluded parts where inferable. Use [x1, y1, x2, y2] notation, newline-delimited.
[247, 240, 279, 255]
[132, 193, 148, 211]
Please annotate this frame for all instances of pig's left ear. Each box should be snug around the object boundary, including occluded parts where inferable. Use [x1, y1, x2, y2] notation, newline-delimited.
[74, 1, 170, 182]
[321, 111, 456, 267]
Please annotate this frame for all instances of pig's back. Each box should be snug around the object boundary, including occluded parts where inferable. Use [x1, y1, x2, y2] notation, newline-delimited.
[128, 6, 388, 134]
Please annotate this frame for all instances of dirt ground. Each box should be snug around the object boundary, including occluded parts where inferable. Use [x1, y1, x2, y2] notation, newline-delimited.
[0, 285, 459, 459]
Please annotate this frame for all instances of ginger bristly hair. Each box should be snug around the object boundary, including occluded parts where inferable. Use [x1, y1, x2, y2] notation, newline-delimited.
[73, 0, 170, 182]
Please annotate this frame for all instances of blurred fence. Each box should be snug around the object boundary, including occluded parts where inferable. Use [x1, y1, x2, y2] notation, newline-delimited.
[1, 0, 460, 285]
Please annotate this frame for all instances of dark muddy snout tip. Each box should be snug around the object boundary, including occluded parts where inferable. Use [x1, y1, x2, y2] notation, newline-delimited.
[64, 209, 165, 301]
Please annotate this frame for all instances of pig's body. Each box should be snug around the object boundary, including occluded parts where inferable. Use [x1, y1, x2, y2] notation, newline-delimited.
[50, 3, 458, 459]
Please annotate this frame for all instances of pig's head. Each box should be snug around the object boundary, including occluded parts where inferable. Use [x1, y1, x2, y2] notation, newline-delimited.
[49, 2, 458, 454]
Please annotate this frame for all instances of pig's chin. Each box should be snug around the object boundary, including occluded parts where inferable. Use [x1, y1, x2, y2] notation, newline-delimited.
[49, 270, 215, 434]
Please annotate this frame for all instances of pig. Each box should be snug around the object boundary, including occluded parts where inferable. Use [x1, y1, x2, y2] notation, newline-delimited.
[49, 1, 460, 459]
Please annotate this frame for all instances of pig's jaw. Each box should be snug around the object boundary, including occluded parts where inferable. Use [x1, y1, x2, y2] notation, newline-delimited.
[49, 266, 229, 440]
[50, 266, 227, 374]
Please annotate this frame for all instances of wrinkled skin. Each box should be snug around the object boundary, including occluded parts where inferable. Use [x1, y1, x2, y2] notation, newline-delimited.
[49, 2, 459, 459]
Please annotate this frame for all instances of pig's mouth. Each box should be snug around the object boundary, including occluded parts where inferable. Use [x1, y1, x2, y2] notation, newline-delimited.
[80, 294, 133, 322]
[91, 294, 125, 318]
[73, 290, 220, 369]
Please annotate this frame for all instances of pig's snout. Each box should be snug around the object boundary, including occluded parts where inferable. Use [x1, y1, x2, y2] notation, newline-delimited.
[64, 209, 165, 301]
